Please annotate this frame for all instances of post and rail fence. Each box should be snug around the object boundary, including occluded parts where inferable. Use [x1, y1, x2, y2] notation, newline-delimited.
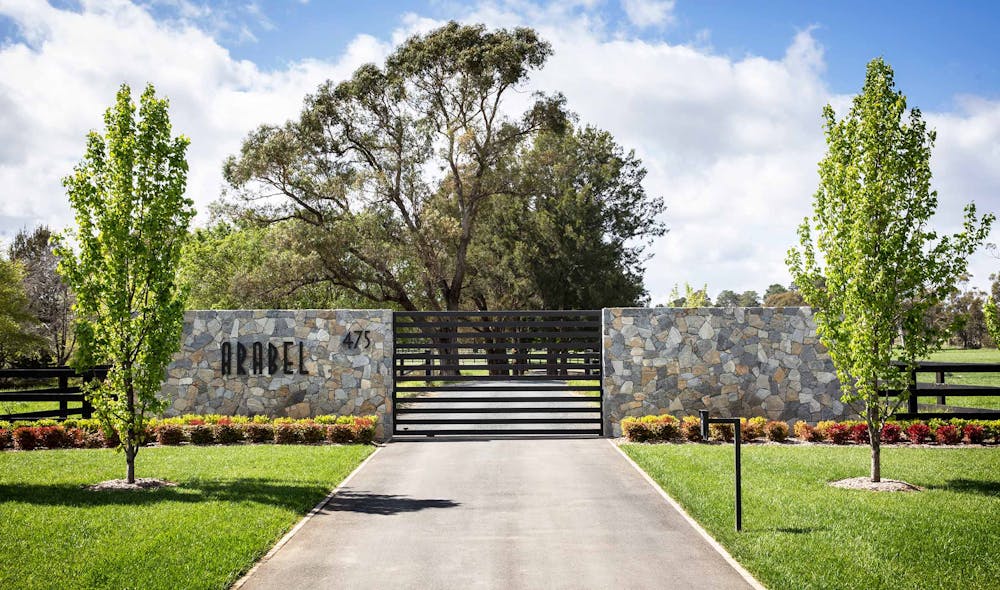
[0, 366, 109, 422]
[886, 361, 1000, 420]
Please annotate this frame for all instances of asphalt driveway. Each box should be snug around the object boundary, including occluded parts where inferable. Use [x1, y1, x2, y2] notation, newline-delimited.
[238, 438, 755, 590]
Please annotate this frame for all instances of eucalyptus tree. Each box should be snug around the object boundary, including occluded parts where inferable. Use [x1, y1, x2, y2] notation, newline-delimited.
[8, 225, 75, 364]
[223, 22, 567, 311]
[787, 58, 993, 482]
[55, 84, 193, 484]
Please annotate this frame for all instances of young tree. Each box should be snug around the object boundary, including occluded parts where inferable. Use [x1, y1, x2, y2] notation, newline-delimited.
[787, 58, 993, 482]
[8, 225, 76, 365]
[55, 84, 193, 484]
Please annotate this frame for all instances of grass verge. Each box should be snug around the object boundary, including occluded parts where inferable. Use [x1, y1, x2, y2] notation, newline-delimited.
[622, 443, 999, 590]
[0, 444, 374, 589]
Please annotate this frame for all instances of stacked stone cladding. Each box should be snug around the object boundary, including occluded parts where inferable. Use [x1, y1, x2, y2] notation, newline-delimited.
[603, 307, 848, 436]
[161, 309, 392, 439]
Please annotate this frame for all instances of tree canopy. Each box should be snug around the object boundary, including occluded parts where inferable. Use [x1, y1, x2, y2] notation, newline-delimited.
[221, 22, 663, 311]
[787, 58, 993, 481]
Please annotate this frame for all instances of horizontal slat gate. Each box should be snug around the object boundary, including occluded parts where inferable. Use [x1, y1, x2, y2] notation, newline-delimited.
[393, 311, 603, 436]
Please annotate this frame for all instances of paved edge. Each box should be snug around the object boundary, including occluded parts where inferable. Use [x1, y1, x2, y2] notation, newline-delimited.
[608, 440, 768, 590]
[230, 445, 384, 590]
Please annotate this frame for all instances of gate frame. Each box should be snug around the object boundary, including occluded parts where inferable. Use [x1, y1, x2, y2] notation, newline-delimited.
[391, 310, 605, 437]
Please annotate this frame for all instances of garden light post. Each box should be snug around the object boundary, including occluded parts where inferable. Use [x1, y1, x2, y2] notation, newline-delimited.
[699, 410, 742, 532]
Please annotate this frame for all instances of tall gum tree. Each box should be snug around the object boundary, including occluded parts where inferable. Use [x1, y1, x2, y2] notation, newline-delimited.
[55, 84, 193, 484]
[223, 22, 567, 312]
[787, 58, 993, 482]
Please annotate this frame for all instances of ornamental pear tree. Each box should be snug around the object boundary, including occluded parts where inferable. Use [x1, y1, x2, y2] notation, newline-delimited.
[55, 84, 193, 484]
[787, 58, 993, 482]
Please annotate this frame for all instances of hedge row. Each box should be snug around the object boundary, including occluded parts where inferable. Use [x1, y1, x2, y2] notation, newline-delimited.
[0, 415, 378, 451]
[621, 414, 1000, 445]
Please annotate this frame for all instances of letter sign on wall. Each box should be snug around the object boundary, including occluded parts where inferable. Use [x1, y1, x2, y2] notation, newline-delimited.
[220, 341, 309, 377]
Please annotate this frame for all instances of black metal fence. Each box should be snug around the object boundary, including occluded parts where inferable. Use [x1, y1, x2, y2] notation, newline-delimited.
[887, 361, 1000, 420]
[0, 366, 108, 421]
[393, 310, 603, 436]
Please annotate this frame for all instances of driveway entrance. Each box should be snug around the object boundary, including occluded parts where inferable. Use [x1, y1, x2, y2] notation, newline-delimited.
[238, 438, 755, 590]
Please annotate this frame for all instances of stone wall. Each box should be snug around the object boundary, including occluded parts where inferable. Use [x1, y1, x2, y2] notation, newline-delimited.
[602, 307, 847, 436]
[161, 309, 392, 439]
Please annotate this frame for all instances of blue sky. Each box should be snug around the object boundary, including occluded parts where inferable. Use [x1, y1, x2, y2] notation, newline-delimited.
[123, 0, 1000, 111]
[1, 1, 998, 301]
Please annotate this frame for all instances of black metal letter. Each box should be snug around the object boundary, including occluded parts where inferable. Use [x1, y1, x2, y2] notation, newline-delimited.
[221, 342, 231, 376]
[299, 342, 309, 375]
[252, 342, 263, 375]
[236, 343, 247, 375]
[283, 341, 294, 374]
[268, 343, 279, 375]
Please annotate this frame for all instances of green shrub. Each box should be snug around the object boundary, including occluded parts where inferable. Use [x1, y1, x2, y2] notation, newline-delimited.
[350, 416, 377, 444]
[680, 416, 702, 442]
[156, 424, 186, 446]
[765, 420, 789, 442]
[188, 424, 215, 445]
[251, 414, 270, 424]
[621, 417, 652, 442]
[326, 423, 353, 444]
[794, 421, 823, 442]
[244, 422, 274, 443]
[274, 423, 302, 444]
[709, 423, 734, 442]
[314, 415, 338, 425]
[214, 423, 244, 444]
[740, 417, 766, 442]
[300, 422, 326, 444]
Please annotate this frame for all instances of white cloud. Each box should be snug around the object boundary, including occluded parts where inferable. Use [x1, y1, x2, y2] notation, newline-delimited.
[621, 0, 675, 28]
[0, 0, 389, 241]
[0, 0, 997, 303]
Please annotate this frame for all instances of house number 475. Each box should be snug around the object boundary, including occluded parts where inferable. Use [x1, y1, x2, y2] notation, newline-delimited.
[342, 329, 371, 350]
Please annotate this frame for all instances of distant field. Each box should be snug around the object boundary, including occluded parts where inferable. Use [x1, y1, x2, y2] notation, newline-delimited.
[918, 348, 1000, 410]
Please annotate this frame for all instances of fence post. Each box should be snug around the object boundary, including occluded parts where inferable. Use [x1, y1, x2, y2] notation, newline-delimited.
[907, 369, 919, 414]
[936, 370, 946, 405]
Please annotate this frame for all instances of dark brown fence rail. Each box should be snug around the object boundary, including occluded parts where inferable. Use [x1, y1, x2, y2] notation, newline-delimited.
[0, 366, 109, 421]
[886, 361, 1000, 420]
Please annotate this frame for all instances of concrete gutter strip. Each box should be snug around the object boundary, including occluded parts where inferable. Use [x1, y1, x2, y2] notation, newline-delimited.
[608, 439, 768, 590]
[230, 445, 384, 590]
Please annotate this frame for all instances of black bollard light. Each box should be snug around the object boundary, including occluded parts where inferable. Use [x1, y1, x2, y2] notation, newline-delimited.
[699, 410, 742, 532]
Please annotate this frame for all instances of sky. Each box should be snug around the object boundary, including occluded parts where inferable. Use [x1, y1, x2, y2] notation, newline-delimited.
[0, 0, 998, 305]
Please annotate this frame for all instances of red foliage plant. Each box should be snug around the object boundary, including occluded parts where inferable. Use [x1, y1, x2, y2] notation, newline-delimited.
[963, 424, 986, 444]
[906, 422, 931, 444]
[826, 423, 851, 445]
[849, 423, 870, 444]
[880, 423, 902, 444]
[935, 424, 961, 445]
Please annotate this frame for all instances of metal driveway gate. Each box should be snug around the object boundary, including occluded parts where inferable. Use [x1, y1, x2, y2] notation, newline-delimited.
[392, 310, 603, 436]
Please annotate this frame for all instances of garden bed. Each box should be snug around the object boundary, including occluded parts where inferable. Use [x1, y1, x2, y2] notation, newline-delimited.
[0, 414, 378, 451]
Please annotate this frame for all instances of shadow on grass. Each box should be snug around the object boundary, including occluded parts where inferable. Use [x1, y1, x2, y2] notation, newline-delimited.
[322, 490, 460, 515]
[925, 479, 1000, 497]
[0, 478, 335, 511]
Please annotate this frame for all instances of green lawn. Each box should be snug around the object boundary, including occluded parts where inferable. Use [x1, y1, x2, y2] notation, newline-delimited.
[622, 443, 1000, 590]
[918, 348, 1000, 409]
[0, 444, 374, 589]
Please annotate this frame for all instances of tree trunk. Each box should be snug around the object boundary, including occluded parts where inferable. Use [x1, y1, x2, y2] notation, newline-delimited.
[870, 437, 881, 482]
[125, 444, 136, 484]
